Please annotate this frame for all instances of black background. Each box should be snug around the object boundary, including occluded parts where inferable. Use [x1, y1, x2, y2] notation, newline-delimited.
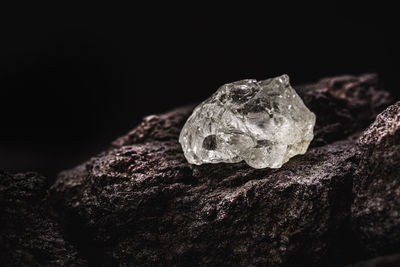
[1, 3, 398, 178]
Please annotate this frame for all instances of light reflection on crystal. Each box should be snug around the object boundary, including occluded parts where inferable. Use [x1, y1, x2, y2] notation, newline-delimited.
[179, 75, 316, 169]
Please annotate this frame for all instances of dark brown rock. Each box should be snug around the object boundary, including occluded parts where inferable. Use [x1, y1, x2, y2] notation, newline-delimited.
[50, 138, 358, 266]
[47, 74, 393, 266]
[111, 105, 195, 148]
[352, 101, 400, 254]
[0, 171, 86, 266]
[297, 73, 392, 146]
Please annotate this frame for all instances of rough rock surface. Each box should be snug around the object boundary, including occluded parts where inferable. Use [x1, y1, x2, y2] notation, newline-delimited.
[52, 138, 360, 266]
[296, 73, 391, 146]
[352, 101, 400, 254]
[2, 73, 398, 266]
[44, 73, 395, 266]
[0, 171, 86, 266]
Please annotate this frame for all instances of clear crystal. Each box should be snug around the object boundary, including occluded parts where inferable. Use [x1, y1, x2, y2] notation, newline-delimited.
[179, 75, 316, 169]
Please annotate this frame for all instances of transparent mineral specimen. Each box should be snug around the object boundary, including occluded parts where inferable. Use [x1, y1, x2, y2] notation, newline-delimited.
[179, 75, 316, 168]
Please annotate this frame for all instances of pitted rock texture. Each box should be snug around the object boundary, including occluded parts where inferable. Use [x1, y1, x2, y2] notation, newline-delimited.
[352, 101, 400, 254]
[0, 171, 85, 266]
[50, 138, 357, 266]
[46, 74, 395, 266]
[297, 73, 391, 146]
[2, 73, 396, 266]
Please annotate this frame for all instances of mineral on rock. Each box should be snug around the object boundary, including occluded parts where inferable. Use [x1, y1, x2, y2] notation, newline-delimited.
[179, 75, 316, 169]
[47, 74, 395, 266]
[0, 73, 391, 266]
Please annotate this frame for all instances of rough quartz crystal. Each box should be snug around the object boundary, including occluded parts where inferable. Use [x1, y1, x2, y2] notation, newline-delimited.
[179, 75, 316, 168]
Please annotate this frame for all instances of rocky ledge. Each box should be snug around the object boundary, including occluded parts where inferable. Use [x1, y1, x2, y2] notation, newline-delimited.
[1, 73, 400, 266]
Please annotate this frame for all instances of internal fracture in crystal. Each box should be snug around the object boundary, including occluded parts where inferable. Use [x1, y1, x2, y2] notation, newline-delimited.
[179, 75, 316, 169]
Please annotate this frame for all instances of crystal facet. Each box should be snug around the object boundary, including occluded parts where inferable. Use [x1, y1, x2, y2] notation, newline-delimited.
[179, 75, 316, 169]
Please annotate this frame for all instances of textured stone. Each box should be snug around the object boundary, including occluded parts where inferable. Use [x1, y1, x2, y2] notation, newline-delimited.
[0, 171, 86, 266]
[50, 138, 358, 266]
[47, 73, 394, 266]
[352, 101, 400, 253]
[179, 75, 316, 169]
[297, 73, 392, 146]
